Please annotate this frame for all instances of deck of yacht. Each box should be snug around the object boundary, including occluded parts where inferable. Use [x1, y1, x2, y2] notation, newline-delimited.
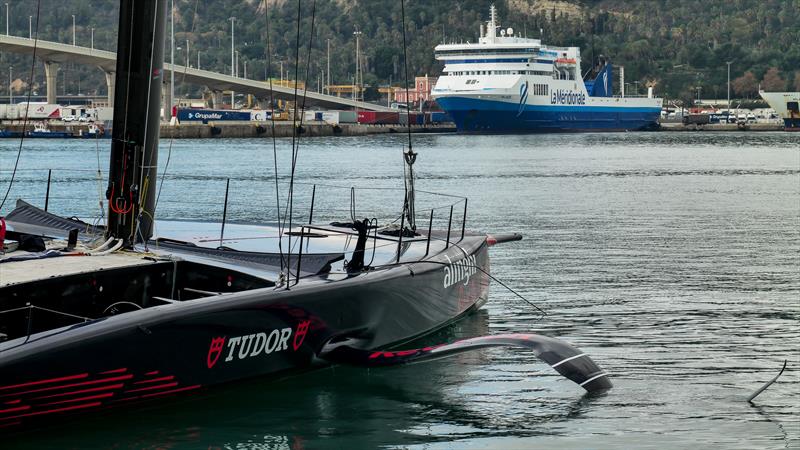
[0, 244, 159, 288]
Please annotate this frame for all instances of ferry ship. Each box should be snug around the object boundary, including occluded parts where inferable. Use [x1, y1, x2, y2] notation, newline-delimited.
[759, 90, 800, 131]
[431, 6, 662, 133]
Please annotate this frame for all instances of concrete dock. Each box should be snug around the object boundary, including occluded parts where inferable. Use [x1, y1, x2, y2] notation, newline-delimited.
[159, 122, 457, 138]
[0, 121, 457, 138]
[659, 122, 784, 132]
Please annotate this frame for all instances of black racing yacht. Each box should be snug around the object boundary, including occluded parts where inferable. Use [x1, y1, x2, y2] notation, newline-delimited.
[0, 0, 610, 431]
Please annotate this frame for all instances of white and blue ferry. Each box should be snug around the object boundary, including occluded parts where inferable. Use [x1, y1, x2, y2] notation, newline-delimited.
[431, 6, 662, 133]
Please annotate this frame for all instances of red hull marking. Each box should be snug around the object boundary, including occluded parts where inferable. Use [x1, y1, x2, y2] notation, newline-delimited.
[2, 375, 133, 397]
[0, 405, 30, 414]
[99, 368, 128, 375]
[140, 384, 202, 399]
[124, 382, 179, 394]
[144, 371, 160, 376]
[39, 392, 114, 407]
[34, 383, 124, 400]
[133, 376, 175, 385]
[0, 401, 102, 421]
[0, 373, 89, 391]
[0, 421, 22, 428]
[4, 399, 21, 405]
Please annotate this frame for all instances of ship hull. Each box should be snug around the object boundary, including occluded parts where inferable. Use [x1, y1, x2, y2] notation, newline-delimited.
[0, 238, 490, 430]
[437, 96, 661, 133]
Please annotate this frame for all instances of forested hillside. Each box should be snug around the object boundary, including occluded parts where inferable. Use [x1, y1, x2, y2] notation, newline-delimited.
[2, 0, 798, 104]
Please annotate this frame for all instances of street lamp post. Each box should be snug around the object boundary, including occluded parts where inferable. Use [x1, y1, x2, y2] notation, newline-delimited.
[185, 39, 190, 68]
[90, 27, 94, 50]
[726, 61, 732, 114]
[5, 3, 9, 36]
[326, 38, 330, 94]
[229, 16, 235, 107]
[235, 50, 239, 78]
[243, 60, 247, 79]
[71, 14, 76, 46]
[8, 66, 12, 105]
[353, 30, 362, 102]
[170, 0, 174, 118]
[29, 16, 32, 39]
[197, 51, 201, 70]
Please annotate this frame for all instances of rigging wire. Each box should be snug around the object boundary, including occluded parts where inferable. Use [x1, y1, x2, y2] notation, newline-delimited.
[399, 0, 416, 231]
[283, 0, 317, 286]
[0, 0, 42, 212]
[263, 0, 286, 273]
[282, 0, 304, 283]
[154, 0, 201, 241]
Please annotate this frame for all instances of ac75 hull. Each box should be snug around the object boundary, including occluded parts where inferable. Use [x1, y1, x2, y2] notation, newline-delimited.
[0, 238, 490, 430]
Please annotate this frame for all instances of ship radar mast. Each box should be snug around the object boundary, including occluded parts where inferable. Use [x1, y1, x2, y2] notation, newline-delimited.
[488, 4, 498, 41]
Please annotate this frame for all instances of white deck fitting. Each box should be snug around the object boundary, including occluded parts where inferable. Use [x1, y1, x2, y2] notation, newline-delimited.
[0, 252, 159, 288]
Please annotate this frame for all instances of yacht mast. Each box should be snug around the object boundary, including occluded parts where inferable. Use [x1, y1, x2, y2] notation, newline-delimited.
[105, 0, 167, 246]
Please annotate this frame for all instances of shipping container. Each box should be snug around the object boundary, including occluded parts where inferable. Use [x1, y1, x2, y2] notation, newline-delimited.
[321, 111, 339, 124]
[95, 107, 114, 121]
[5, 105, 19, 120]
[250, 110, 273, 121]
[430, 111, 452, 123]
[303, 111, 322, 122]
[357, 111, 400, 125]
[177, 108, 251, 123]
[338, 111, 357, 123]
[19, 103, 61, 119]
[399, 112, 425, 126]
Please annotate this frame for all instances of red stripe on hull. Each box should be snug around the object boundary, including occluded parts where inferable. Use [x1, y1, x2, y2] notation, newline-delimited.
[34, 383, 124, 400]
[0, 373, 89, 391]
[0, 405, 30, 414]
[39, 392, 114, 406]
[2, 375, 133, 397]
[124, 382, 179, 394]
[133, 376, 175, 385]
[0, 401, 102, 421]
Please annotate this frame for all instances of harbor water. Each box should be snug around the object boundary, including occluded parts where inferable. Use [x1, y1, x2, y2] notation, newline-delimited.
[1, 132, 798, 449]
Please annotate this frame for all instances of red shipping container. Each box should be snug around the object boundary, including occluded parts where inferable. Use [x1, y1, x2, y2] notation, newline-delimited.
[357, 111, 400, 124]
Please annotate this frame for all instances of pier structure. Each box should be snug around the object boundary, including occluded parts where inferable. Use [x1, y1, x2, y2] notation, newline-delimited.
[0, 34, 392, 114]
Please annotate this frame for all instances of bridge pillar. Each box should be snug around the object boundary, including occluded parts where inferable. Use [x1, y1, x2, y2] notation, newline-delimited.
[44, 61, 59, 104]
[210, 90, 223, 109]
[104, 71, 115, 107]
[161, 81, 172, 121]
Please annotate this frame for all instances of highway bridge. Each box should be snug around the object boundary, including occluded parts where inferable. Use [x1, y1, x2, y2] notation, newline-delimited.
[0, 34, 392, 112]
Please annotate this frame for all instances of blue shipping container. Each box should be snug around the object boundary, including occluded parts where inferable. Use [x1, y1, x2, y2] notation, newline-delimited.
[177, 109, 252, 123]
[430, 111, 453, 123]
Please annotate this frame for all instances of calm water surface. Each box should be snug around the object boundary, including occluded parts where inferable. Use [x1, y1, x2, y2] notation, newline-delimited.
[1, 132, 798, 449]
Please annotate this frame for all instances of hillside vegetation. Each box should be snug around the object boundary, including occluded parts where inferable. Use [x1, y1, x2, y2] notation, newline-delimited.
[2, 0, 798, 104]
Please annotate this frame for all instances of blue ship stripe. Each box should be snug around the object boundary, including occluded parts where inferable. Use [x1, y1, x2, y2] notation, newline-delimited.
[436, 96, 661, 132]
[448, 58, 529, 64]
[438, 97, 659, 113]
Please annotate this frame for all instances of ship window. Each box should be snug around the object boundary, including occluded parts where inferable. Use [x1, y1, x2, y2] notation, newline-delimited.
[788, 102, 799, 112]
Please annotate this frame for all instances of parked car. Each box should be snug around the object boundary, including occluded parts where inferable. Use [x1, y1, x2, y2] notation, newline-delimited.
[78, 114, 92, 122]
